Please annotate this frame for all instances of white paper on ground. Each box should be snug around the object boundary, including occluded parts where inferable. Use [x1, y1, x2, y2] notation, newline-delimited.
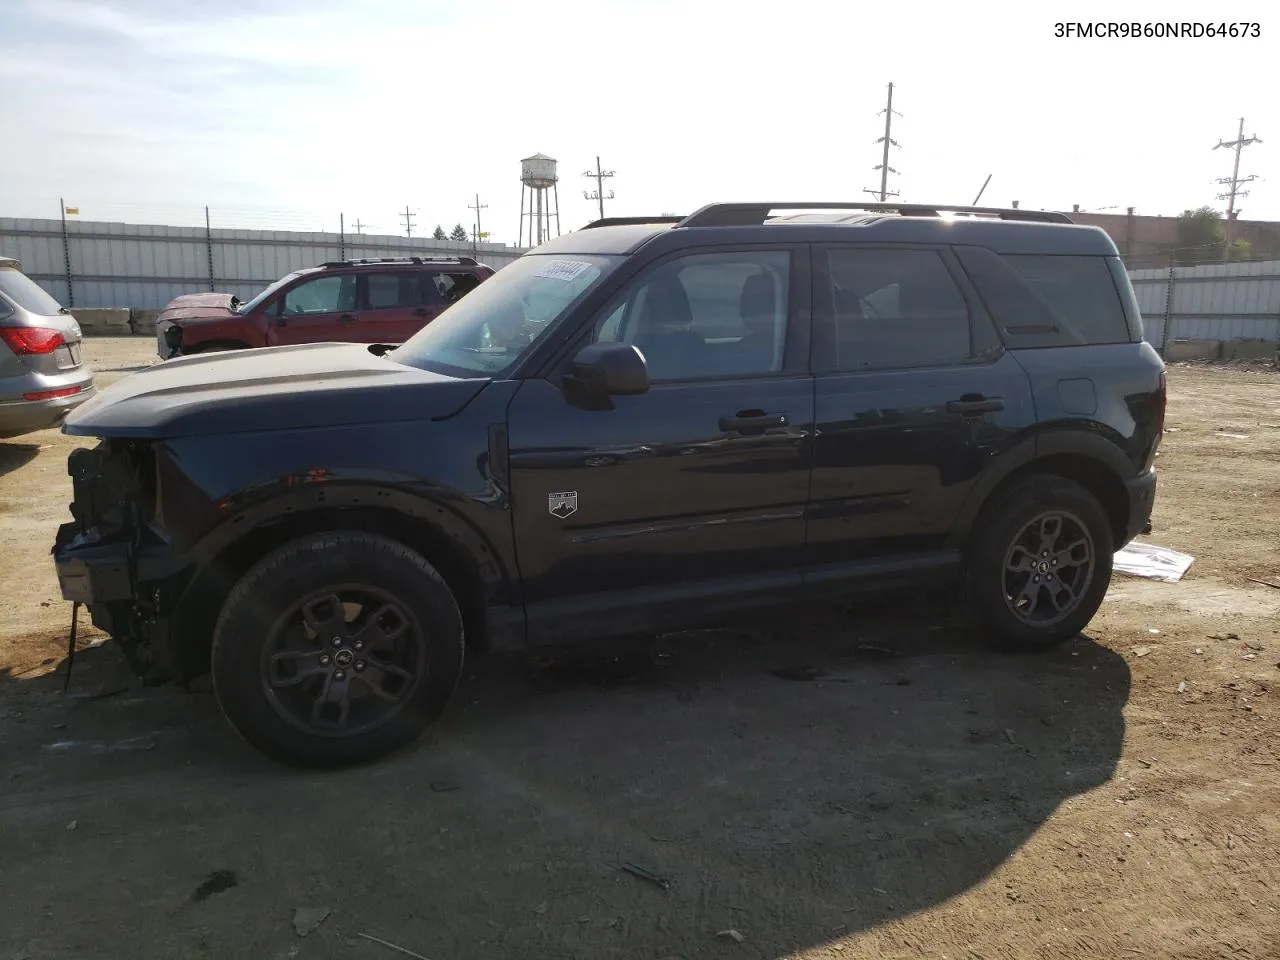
[1113, 541, 1195, 582]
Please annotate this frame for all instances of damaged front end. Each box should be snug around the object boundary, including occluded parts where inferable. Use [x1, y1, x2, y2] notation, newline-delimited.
[52, 440, 190, 683]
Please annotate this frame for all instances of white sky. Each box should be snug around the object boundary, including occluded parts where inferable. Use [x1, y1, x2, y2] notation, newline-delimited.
[2, 0, 1276, 244]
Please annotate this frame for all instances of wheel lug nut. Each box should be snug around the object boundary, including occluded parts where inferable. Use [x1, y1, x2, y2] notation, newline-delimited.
[335, 670, 346, 680]
[319, 654, 330, 665]
[1033, 576, 1040, 583]
[355, 661, 366, 672]
[354, 641, 364, 651]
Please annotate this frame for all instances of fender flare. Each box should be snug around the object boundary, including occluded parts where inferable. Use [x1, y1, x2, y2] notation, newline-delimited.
[947, 429, 1134, 549]
[186, 482, 513, 598]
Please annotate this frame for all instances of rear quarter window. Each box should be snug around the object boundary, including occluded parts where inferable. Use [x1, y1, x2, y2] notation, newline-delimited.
[954, 248, 1133, 348]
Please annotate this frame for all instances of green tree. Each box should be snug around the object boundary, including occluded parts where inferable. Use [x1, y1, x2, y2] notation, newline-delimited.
[1174, 206, 1223, 264]
[432, 225, 447, 240]
[450, 223, 469, 242]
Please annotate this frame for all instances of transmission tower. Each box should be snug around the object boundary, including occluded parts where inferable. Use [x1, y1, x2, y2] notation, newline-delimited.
[583, 156, 616, 220]
[862, 82, 901, 201]
[1213, 118, 1262, 262]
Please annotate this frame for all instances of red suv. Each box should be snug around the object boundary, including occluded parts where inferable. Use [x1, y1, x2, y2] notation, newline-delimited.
[155, 256, 494, 358]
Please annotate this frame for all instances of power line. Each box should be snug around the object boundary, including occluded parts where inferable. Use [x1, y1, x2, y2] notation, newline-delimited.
[399, 205, 416, 239]
[1213, 117, 1262, 262]
[863, 82, 901, 202]
[582, 156, 615, 221]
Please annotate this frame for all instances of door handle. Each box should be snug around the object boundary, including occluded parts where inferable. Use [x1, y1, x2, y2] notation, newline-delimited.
[947, 396, 1004, 415]
[719, 411, 788, 433]
[337, 313, 357, 323]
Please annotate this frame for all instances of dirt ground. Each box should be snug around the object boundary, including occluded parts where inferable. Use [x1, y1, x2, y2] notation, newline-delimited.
[1, 339, 1278, 960]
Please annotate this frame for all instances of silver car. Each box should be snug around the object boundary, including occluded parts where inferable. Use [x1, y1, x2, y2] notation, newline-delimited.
[0, 257, 95, 438]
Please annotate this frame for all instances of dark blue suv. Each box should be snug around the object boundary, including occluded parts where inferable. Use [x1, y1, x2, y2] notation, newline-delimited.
[51, 201, 1166, 767]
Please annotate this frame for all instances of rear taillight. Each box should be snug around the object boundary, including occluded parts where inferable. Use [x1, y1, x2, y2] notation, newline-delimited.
[22, 385, 83, 401]
[0, 326, 66, 355]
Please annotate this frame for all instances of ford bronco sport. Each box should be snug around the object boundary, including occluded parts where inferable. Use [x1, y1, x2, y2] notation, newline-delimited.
[154, 256, 494, 358]
[51, 202, 1165, 768]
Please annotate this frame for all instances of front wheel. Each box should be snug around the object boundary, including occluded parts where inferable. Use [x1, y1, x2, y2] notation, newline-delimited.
[211, 532, 465, 768]
[965, 476, 1114, 650]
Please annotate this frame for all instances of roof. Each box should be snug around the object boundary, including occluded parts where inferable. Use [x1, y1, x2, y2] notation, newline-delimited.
[530, 202, 1118, 258]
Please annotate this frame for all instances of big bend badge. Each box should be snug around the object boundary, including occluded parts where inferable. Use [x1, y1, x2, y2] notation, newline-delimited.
[547, 491, 578, 519]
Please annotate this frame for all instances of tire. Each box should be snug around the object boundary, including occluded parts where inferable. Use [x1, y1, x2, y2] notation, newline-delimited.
[211, 532, 464, 768]
[964, 475, 1114, 651]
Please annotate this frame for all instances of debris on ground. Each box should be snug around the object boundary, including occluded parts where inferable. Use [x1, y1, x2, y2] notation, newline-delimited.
[1132, 646, 1154, 657]
[534, 902, 548, 915]
[1003, 729, 1017, 744]
[191, 870, 238, 903]
[1209, 632, 1241, 641]
[716, 928, 746, 944]
[621, 861, 672, 890]
[64, 819, 77, 831]
[429, 781, 460, 793]
[357, 932, 431, 959]
[1177, 681, 1187, 694]
[1247, 577, 1280, 591]
[1113, 542, 1195, 582]
[291, 906, 330, 937]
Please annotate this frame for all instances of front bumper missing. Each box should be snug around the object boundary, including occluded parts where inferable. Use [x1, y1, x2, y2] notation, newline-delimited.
[53, 523, 189, 681]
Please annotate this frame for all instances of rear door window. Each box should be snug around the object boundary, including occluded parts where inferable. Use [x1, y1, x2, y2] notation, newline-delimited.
[818, 247, 975, 371]
[362, 272, 422, 310]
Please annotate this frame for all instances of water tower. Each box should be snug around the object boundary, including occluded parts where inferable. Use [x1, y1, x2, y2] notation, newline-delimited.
[518, 153, 561, 248]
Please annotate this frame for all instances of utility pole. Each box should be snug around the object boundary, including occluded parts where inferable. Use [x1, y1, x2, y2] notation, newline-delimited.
[862, 82, 901, 201]
[583, 156, 615, 220]
[351, 218, 365, 234]
[1214, 118, 1262, 262]
[399, 205, 416, 239]
[467, 193, 488, 244]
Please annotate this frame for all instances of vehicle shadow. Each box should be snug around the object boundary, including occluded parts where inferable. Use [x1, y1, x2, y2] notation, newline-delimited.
[0, 599, 1130, 960]
[0, 441, 40, 478]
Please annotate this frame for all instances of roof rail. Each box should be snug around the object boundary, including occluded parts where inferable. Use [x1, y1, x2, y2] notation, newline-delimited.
[318, 256, 479, 268]
[580, 216, 686, 230]
[678, 202, 1074, 228]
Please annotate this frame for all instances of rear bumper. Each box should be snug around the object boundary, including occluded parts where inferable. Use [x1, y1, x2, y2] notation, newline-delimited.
[1122, 468, 1157, 544]
[0, 384, 95, 438]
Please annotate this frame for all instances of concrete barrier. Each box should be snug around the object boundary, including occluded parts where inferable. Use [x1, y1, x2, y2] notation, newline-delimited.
[129, 309, 160, 336]
[1163, 339, 1221, 362]
[1221, 338, 1279, 361]
[72, 308, 133, 336]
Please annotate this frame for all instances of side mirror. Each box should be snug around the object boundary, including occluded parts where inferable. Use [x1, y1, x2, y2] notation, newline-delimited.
[566, 342, 650, 397]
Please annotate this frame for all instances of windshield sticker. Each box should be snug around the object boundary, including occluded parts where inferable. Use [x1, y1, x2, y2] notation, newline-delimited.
[532, 259, 593, 283]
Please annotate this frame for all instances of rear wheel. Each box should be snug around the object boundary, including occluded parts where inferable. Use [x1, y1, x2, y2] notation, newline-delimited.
[965, 476, 1114, 650]
[211, 532, 464, 768]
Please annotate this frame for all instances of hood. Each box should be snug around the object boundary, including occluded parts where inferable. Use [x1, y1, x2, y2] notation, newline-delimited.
[63, 342, 490, 439]
[158, 292, 239, 323]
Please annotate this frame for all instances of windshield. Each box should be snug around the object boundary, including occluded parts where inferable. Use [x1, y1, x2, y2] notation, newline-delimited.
[0, 266, 67, 317]
[236, 272, 302, 314]
[390, 254, 620, 377]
